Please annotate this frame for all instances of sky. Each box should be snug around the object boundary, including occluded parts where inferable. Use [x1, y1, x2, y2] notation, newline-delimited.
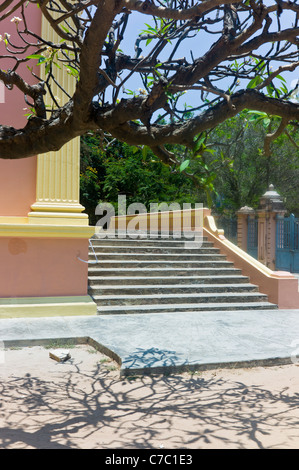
[115, 7, 299, 110]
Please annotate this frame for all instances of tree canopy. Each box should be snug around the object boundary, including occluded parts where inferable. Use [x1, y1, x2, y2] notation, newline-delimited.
[203, 112, 299, 214]
[80, 133, 199, 224]
[79, 113, 299, 225]
[0, 0, 298, 163]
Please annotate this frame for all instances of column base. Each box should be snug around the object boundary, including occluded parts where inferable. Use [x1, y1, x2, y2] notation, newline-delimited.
[28, 212, 89, 226]
[28, 203, 89, 226]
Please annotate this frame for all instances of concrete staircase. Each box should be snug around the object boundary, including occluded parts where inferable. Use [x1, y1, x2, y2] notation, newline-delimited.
[88, 234, 278, 314]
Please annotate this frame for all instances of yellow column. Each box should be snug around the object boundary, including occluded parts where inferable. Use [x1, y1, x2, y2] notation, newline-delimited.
[28, 14, 88, 226]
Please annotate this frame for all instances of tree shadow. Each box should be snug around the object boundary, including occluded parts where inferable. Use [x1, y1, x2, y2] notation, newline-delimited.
[121, 347, 182, 374]
[0, 355, 298, 449]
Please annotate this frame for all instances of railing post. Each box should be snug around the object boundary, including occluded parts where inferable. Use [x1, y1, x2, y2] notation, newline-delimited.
[257, 209, 267, 265]
[237, 206, 255, 252]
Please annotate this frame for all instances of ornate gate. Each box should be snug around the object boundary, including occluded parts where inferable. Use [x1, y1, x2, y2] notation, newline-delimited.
[247, 216, 258, 259]
[276, 214, 299, 273]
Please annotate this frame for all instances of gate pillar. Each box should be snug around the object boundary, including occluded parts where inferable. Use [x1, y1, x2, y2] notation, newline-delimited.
[237, 206, 255, 252]
[257, 185, 286, 270]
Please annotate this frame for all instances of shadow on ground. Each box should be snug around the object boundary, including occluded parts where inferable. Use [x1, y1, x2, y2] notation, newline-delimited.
[0, 351, 298, 449]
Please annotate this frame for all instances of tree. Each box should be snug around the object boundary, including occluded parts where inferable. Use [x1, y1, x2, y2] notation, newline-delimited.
[80, 134, 200, 224]
[0, 0, 298, 167]
[203, 112, 299, 214]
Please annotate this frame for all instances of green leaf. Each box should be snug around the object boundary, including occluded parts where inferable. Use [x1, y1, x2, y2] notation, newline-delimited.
[246, 110, 268, 122]
[279, 84, 288, 94]
[180, 160, 190, 172]
[45, 62, 51, 74]
[247, 76, 260, 89]
[193, 136, 206, 153]
[63, 64, 79, 77]
[26, 54, 44, 59]
[142, 146, 149, 160]
[38, 56, 47, 65]
[132, 146, 140, 154]
[276, 74, 287, 83]
[263, 117, 271, 128]
[60, 25, 70, 34]
[266, 84, 275, 96]
[165, 91, 175, 100]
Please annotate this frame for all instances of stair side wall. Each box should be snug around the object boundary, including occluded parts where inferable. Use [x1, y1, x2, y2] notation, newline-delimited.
[204, 217, 299, 309]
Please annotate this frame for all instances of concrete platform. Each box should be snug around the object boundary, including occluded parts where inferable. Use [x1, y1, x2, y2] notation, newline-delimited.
[1, 309, 299, 376]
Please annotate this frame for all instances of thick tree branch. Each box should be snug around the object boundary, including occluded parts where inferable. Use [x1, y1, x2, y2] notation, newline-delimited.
[122, 0, 243, 20]
[104, 90, 299, 147]
[0, 101, 81, 159]
[0, 1, 298, 162]
[72, 1, 122, 125]
[264, 117, 289, 157]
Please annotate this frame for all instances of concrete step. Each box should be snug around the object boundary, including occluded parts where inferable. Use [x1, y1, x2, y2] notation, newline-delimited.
[92, 291, 269, 306]
[88, 260, 235, 268]
[96, 301, 277, 315]
[91, 237, 209, 247]
[89, 245, 219, 254]
[88, 267, 243, 277]
[88, 252, 226, 261]
[89, 283, 259, 296]
[88, 231, 276, 313]
[88, 275, 250, 286]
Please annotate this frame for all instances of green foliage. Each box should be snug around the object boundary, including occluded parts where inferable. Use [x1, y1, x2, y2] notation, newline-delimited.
[26, 49, 79, 79]
[204, 112, 299, 216]
[179, 160, 190, 172]
[80, 135, 200, 224]
[172, 134, 219, 207]
[80, 113, 299, 226]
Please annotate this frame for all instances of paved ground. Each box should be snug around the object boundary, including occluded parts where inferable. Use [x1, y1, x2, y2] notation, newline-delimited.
[1, 345, 298, 449]
[1, 309, 299, 375]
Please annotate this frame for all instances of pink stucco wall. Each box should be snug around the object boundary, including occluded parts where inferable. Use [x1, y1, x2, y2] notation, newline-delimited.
[0, 5, 92, 301]
[0, 2, 41, 216]
[0, 238, 89, 298]
[0, 159, 37, 216]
